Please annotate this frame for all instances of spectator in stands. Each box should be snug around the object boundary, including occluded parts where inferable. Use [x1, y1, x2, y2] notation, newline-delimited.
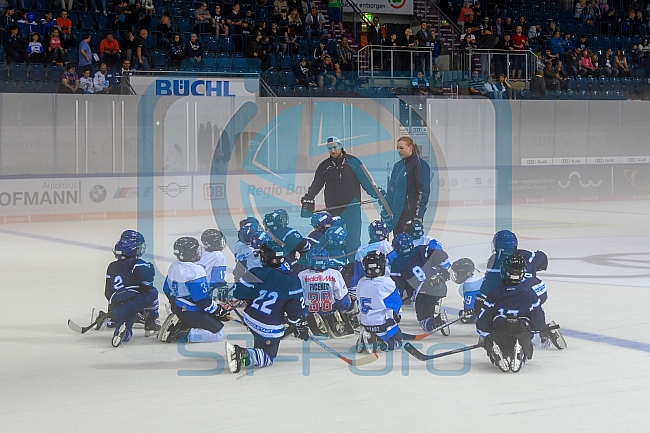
[327, 0, 343, 36]
[473, 2, 484, 24]
[400, 27, 416, 72]
[4, 25, 25, 63]
[635, 11, 646, 37]
[575, 0, 588, 24]
[430, 69, 444, 95]
[492, 16, 503, 38]
[636, 37, 650, 59]
[457, 2, 474, 31]
[367, 15, 383, 71]
[1, 7, 16, 42]
[587, 0, 601, 21]
[99, 32, 120, 67]
[412, 71, 430, 96]
[61, 0, 74, 12]
[565, 47, 584, 76]
[337, 37, 354, 72]
[527, 23, 544, 46]
[549, 31, 567, 55]
[294, 56, 313, 86]
[479, 28, 497, 77]
[479, 16, 491, 38]
[129, 1, 150, 32]
[46, 28, 66, 65]
[134, 29, 150, 70]
[577, 34, 587, 51]
[530, 69, 546, 99]
[563, 32, 576, 54]
[305, 6, 326, 38]
[288, 8, 304, 39]
[78, 33, 93, 69]
[511, 25, 528, 79]
[591, 52, 603, 75]
[185, 33, 204, 67]
[315, 54, 336, 89]
[227, 3, 244, 37]
[600, 48, 618, 78]
[26, 33, 46, 65]
[614, 49, 630, 76]
[40, 12, 57, 33]
[144, 0, 155, 17]
[543, 60, 561, 91]
[312, 39, 326, 66]
[266, 21, 286, 55]
[546, 21, 559, 42]
[94, 62, 115, 93]
[581, 49, 598, 76]
[483, 74, 501, 98]
[555, 61, 569, 86]
[274, 0, 288, 17]
[213, 5, 229, 37]
[169, 34, 184, 68]
[503, 17, 514, 34]
[468, 69, 486, 96]
[494, 32, 513, 77]
[79, 68, 95, 93]
[600, 8, 619, 35]
[382, 32, 400, 72]
[544, 47, 559, 65]
[459, 32, 477, 72]
[121, 30, 136, 63]
[194, 2, 216, 35]
[114, 0, 131, 32]
[61, 63, 81, 94]
[622, 9, 635, 35]
[417, 20, 437, 74]
[56, 10, 75, 48]
[497, 73, 515, 99]
[156, 16, 172, 50]
[246, 31, 271, 71]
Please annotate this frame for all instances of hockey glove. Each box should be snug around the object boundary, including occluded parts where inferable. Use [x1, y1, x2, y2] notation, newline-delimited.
[292, 317, 310, 341]
[300, 197, 315, 218]
[213, 304, 231, 322]
[380, 209, 393, 229]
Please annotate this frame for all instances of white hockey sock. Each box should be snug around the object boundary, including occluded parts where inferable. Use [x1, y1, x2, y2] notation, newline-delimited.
[188, 328, 225, 343]
[247, 348, 274, 367]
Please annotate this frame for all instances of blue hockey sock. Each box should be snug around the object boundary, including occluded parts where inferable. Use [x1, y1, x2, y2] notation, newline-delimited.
[247, 348, 274, 368]
[420, 317, 433, 332]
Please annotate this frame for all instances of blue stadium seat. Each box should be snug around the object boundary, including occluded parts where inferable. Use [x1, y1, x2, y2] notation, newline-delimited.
[47, 64, 64, 82]
[556, 90, 568, 100]
[276, 85, 292, 96]
[0, 80, 18, 92]
[0, 64, 7, 81]
[39, 80, 56, 93]
[217, 57, 233, 72]
[309, 86, 323, 96]
[9, 63, 27, 81]
[545, 90, 555, 99]
[233, 57, 247, 72]
[279, 55, 293, 71]
[28, 64, 46, 81]
[604, 90, 616, 100]
[280, 70, 295, 86]
[592, 90, 604, 100]
[203, 57, 217, 71]
[521, 89, 531, 100]
[247, 58, 261, 73]
[293, 85, 309, 97]
[20, 80, 39, 93]
[265, 70, 281, 87]
[65, 48, 79, 64]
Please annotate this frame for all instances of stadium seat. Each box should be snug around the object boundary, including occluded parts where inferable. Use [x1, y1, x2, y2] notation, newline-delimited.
[28, 64, 47, 82]
[0, 80, 18, 92]
[216, 57, 233, 72]
[9, 63, 27, 82]
[280, 70, 295, 86]
[265, 70, 281, 87]
[20, 80, 39, 93]
[276, 85, 292, 96]
[293, 85, 309, 97]
[47, 64, 64, 82]
[38, 80, 56, 93]
[233, 57, 247, 73]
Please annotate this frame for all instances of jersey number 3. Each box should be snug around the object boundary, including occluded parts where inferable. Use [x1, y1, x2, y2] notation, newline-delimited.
[251, 290, 279, 315]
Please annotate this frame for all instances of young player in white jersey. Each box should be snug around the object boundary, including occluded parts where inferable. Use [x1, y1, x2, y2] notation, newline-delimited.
[451, 258, 484, 323]
[298, 248, 354, 337]
[349, 220, 396, 294]
[197, 229, 228, 301]
[356, 251, 403, 353]
[158, 237, 230, 344]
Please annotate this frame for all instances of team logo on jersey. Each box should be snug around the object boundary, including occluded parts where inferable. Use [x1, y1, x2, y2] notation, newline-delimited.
[89, 185, 106, 203]
[159, 183, 189, 197]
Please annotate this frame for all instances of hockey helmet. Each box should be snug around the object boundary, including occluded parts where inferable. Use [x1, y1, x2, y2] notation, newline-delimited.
[311, 211, 332, 231]
[492, 230, 518, 254]
[263, 212, 283, 232]
[450, 258, 476, 284]
[500, 253, 527, 286]
[404, 219, 425, 240]
[325, 226, 347, 246]
[239, 216, 259, 230]
[114, 238, 138, 259]
[239, 223, 258, 245]
[201, 229, 226, 252]
[309, 248, 330, 270]
[392, 233, 414, 256]
[274, 208, 289, 228]
[362, 250, 387, 278]
[173, 237, 202, 262]
[329, 215, 346, 230]
[120, 230, 146, 257]
[258, 243, 284, 268]
[368, 220, 387, 242]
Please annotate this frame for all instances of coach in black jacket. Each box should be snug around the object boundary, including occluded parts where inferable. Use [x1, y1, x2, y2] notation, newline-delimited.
[301, 136, 379, 260]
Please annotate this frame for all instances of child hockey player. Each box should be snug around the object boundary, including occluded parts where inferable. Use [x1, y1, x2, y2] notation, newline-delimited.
[390, 233, 451, 334]
[349, 220, 396, 293]
[197, 229, 228, 300]
[298, 248, 354, 337]
[226, 244, 309, 373]
[105, 238, 160, 347]
[403, 219, 444, 257]
[263, 209, 310, 266]
[356, 251, 403, 353]
[451, 258, 484, 323]
[159, 237, 230, 343]
[476, 254, 546, 372]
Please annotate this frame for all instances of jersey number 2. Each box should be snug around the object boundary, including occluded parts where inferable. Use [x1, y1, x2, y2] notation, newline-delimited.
[251, 290, 278, 315]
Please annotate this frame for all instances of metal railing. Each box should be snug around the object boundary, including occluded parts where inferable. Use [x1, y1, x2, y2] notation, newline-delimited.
[454, 48, 539, 81]
[356, 46, 440, 83]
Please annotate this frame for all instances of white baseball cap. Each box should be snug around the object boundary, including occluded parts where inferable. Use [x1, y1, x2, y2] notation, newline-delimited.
[327, 136, 341, 146]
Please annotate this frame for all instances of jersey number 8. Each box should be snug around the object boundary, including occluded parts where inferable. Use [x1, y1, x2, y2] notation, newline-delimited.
[308, 291, 333, 313]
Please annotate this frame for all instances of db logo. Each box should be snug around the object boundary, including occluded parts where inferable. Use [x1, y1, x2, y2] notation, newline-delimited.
[204, 183, 225, 200]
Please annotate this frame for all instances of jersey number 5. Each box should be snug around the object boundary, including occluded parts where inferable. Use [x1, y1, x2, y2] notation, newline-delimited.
[251, 290, 279, 315]
[360, 297, 372, 314]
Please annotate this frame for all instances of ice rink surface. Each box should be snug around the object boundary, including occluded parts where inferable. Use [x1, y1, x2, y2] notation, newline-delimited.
[1, 199, 649, 433]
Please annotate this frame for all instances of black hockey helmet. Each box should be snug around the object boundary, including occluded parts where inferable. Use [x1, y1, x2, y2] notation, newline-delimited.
[500, 253, 526, 286]
[258, 243, 284, 268]
[201, 229, 226, 252]
[451, 258, 476, 284]
[362, 250, 386, 278]
[173, 237, 201, 262]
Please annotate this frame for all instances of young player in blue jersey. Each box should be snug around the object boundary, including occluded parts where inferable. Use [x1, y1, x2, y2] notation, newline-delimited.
[390, 233, 451, 333]
[105, 238, 160, 347]
[356, 251, 403, 353]
[263, 209, 310, 267]
[298, 248, 354, 337]
[197, 229, 229, 301]
[476, 254, 547, 372]
[449, 258, 484, 323]
[233, 217, 260, 265]
[225, 244, 309, 373]
[403, 219, 445, 257]
[477, 230, 566, 349]
[319, 225, 348, 269]
[349, 220, 396, 293]
[304, 211, 331, 249]
[158, 237, 230, 344]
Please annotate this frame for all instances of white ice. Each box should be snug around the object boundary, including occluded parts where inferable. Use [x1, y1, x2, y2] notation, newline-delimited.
[1, 199, 649, 432]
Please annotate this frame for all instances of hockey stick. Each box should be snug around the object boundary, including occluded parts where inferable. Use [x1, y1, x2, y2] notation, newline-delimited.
[359, 163, 393, 218]
[403, 342, 483, 361]
[309, 336, 379, 367]
[68, 310, 112, 334]
[312, 199, 378, 214]
[402, 313, 468, 341]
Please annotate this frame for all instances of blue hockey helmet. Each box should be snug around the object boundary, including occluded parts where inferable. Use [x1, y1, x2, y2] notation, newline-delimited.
[239, 216, 259, 230]
[263, 212, 284, 232]
[120, 230, 146, 257]
[239, 223, 258, 245]
[392, 233, 414, 256]
[492, 230, 518, 254]
[404, 219, 425, 240]
[201, 229, 226, 252]
[311, 211, 332, 231]
[309, 248, 330, 270]
[173, 237, 201, 262]
[114, 238, 138, 259]
[325, 226, 347, 246]
[252, 231, 284, 254]
[368, 220, 387, 242]
[329, 215, 346, 230]
[274, 208, 289, 228]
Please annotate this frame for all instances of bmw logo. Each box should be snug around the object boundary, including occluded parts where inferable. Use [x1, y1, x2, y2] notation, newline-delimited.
[89, 185, 107, 203]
